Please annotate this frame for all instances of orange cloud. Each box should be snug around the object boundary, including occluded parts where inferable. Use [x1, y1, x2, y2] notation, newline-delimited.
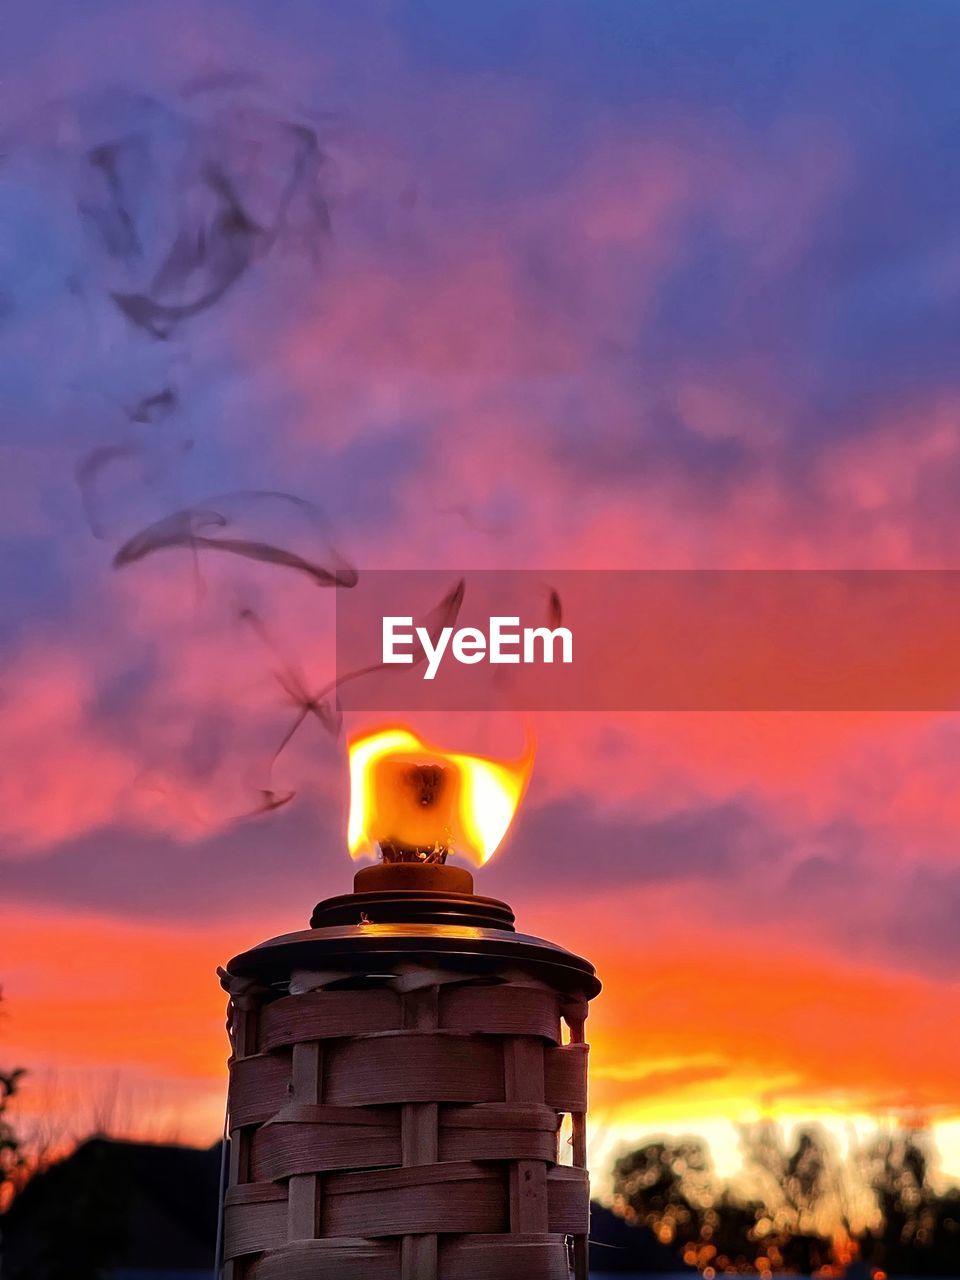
[555, 905, 960, 1124]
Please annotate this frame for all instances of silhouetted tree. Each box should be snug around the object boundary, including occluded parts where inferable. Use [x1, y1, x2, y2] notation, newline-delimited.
[612, 1138, 714, 1253]
[613, 1125, 960, 1276]
[1, 989, 26, 1204]
[0, 1068, 26, 1202]
[1, 988, 27, 1280]
[613, 1127, 850, 1275]
[854, 1127, 960, 1277]
[736, 1121, 848, 1273]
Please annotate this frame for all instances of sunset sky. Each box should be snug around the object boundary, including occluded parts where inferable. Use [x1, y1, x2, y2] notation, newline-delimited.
[2, 0, 960, 1199]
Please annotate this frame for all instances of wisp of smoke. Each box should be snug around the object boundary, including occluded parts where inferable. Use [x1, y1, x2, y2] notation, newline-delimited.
[112, 490, 358, 589]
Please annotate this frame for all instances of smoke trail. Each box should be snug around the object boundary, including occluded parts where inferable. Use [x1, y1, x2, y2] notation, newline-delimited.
[112, 491, 358, 588]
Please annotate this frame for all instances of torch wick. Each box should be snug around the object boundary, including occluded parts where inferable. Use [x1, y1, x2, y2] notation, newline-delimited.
[378, 839, 450, 865]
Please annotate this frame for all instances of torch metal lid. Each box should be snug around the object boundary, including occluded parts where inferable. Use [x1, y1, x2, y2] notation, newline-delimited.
[227, 918, 600, 998]
[226, 862, 600, 998]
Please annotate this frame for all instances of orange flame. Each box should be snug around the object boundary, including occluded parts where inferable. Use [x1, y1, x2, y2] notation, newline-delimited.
[347, 725, 535, 866]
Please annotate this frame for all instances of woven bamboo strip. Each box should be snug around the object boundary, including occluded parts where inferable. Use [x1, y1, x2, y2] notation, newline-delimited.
[401, 987, 440, 1280]
[230, 1013, 585, 1110]
[565, 1008, 589, 1167]
[440, 1233, 572, 1280]
[223, 1004, 255, 1280]
[269, 1102, 401, 1126]
[225, 1182, 288, 1205]
[223, 1194, 287, 1259]
[441, 1102, 559, 1132]
[546, 1166, 590, 1234]
[248, 1237, 399, 1280]
[227, 1006, 256, 1182]
[439, 1122, 557, 1163]
[251, 1107, 400, 1180]
[287, 1040, 321, 1240]
[503, 1037, 549, 1234]
[322, 1031, 503, 1106]
[318, 1161, 505, 1238]
[439, 1100, 559, 1165]
[440, 985, 561, 1041]
[225, 1173, 588, 1263]
[229, 1052, 291, 1127]
[323, 1159, 499, 1196]
[260, 988, 401, 1049]
[543, 1042, 588, 1112]
[564, 1002, 589, 1280]
[252, 1100, 560, 1173]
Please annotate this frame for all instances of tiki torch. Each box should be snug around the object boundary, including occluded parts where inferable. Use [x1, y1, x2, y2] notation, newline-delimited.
[219, 727, 601, 1280]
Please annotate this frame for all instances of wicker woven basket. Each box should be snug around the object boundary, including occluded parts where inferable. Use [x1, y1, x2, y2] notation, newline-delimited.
[220, 870, 600, 1280]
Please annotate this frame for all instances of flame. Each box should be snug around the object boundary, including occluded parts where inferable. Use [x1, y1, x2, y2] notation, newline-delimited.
[347, 725, 534, 866]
